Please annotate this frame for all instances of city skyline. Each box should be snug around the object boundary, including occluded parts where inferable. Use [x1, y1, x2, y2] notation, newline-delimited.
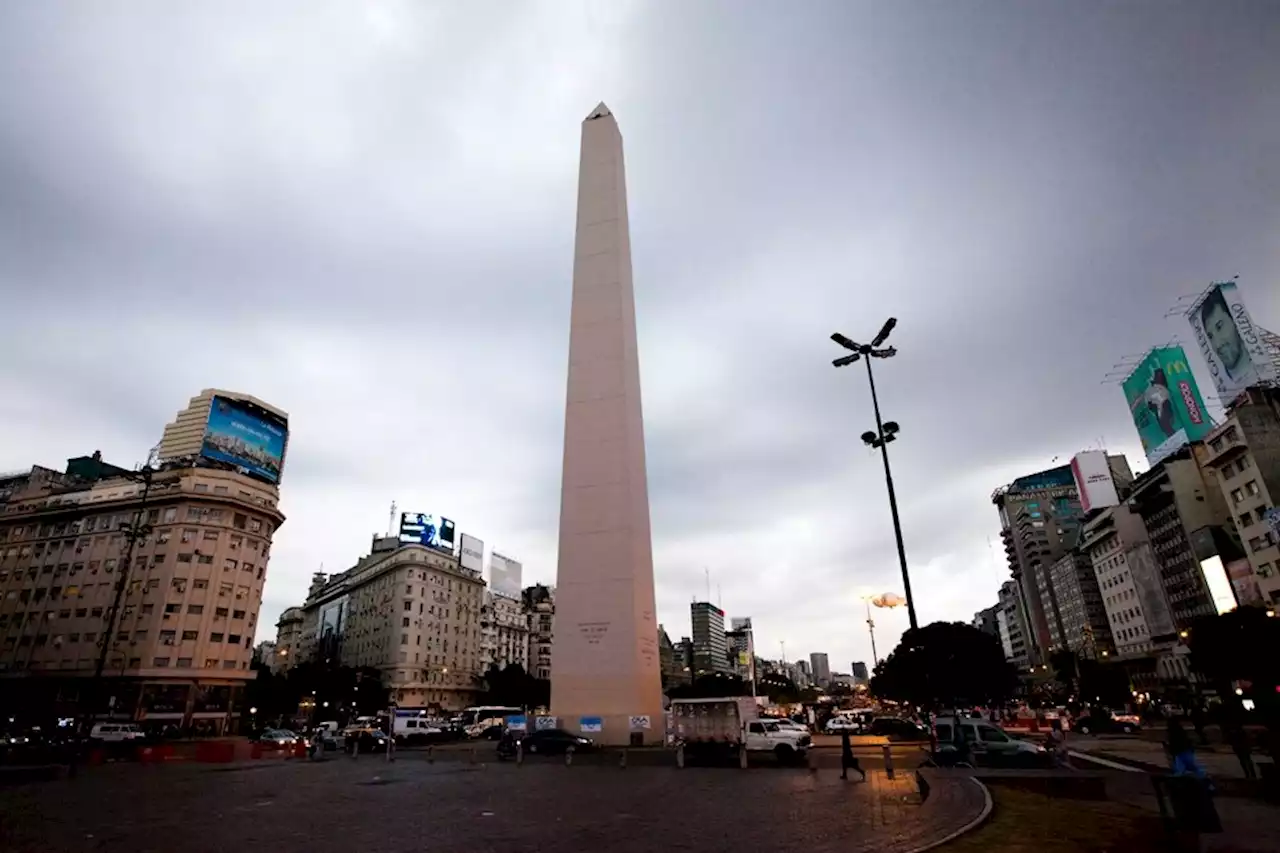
[2, 2, 1279, 677]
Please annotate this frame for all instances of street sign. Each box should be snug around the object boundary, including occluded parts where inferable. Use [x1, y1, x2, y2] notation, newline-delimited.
[535, 716, 557, 731]
[629, 715, 651, 731]
[505, 715, 527, 732]
[580, 716, 603, 733]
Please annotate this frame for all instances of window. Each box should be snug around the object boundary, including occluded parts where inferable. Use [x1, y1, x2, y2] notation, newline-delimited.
[188, 604, 204, 615]
[222, 660, 237, 670]
[232, 609, 245, 619]
[210, 633, 224, 643]
[215, 607, 228, 618]
[197, 554, 213, 565]
[1246, 480, 1261, 497]
[202, 530, 219, 542]
[403, 617, 410, 627]
[194, 483, 209, 493]
[401, 634, 408, 645]
[404, 600, 412, 611]
[233, 514, 247, 531]
[1232, 488, 1245, 504]
[181, 529, 197, 543]
[177, 553, 193, 563]
[224, 559, 238, 572]
[249, 519, 262, 533]
[153, 657, 170, 667]
[162, 508, 177, 523]
[978, 726, 1010, 743]
[172, 578, 187, 593]
[205, 658, 219, 668]
[219, 582, 232, 597]
[1240, 512, 1253, 527]
[155, 530, 171, 545]
[213, 485, 229, 495]
[229, 536, 242, 550]
[164, 603, 181, 614]
[228, 634, 241, 644]
[182, 630, 198, 641]
[160, 630, 175, 645]
[176, 657, 192, 668]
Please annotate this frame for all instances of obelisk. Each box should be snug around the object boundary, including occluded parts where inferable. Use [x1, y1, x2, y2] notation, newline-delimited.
[550, 103, 663, 745]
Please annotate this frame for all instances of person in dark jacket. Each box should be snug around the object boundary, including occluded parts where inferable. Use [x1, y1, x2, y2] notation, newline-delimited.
[840, 729, 865, 781]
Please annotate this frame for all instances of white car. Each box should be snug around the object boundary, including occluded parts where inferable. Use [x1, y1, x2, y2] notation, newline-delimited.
[89, 722, 145, 743]
[825, 717, 860, 733]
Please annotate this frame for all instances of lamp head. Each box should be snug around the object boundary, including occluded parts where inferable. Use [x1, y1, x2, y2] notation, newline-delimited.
[860, 431, 877, 445]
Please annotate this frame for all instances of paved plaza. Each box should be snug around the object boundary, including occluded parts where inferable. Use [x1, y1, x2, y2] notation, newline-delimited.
[0, 759, 987, 853]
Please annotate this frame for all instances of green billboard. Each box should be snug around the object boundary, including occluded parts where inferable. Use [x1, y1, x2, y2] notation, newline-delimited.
[1122, 346, 1213, 466]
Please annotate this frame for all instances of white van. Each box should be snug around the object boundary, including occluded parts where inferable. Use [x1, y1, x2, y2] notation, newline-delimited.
[89, 722, 145, 743]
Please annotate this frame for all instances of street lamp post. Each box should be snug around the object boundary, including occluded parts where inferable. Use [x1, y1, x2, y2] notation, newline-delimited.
[831, 319, 918, 632]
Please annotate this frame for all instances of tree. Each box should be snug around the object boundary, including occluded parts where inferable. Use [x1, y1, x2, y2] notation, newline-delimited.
[477, 663, 549, 710]
[668, 673, 752, 700]
[1188, 608, 1280, 702]
[870, 621, 1018, 710]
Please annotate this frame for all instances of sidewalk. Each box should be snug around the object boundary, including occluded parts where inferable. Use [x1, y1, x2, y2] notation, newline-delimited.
[1068, 734, 1274, 781]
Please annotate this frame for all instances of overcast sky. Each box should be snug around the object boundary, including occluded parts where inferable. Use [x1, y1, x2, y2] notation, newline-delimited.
[2, 2, 1278, 674]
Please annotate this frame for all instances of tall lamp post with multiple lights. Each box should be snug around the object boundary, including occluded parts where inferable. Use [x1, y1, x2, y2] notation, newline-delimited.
[831, 319, 918, 632]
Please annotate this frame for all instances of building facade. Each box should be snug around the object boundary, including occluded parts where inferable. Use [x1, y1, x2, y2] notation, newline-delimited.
[479, 590, 528, 672]
[997, 579, 1031, 668]
[1045, 546, 1114, 658]
[522, 584, 554, 682]
[294, 536, 485, 711]
[0, 458, 284, 734]
[690, 602, 728, 676]
[1200, 387, 1280, 604]
[271, 606, 303, 673]
[851, 661, 869, 683]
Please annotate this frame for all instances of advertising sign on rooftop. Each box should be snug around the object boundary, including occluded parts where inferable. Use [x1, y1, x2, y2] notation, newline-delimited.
[1186, 281, 1278, 401]
[1008, 465, 1075, 494]
[200, 395, 288, 484]
[398, 513, 456, 552]
[1070, 450, 1120, 514]
[1121, 346, 1212, 466]
[489, 552, 523, 599]
[459, 533, 484, 573]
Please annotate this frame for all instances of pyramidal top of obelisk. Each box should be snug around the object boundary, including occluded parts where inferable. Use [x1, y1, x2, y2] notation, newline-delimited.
[549, 102, 664, 745]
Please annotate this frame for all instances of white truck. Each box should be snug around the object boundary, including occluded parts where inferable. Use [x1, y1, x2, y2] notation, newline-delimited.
[670, 697, 811, 764]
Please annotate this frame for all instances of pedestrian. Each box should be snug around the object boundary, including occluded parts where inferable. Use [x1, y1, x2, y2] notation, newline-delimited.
[1047, 718, 1067, 767]
[1166, 719, 1207, 780]
[1225, 715, 1256, 781]
[309, 728, 324, 761]
[840, 728, 865, 781]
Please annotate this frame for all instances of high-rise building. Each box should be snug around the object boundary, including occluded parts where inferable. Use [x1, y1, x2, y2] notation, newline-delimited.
[726, 616, 754, 683]
[993, 457, 1133, 663]
[1199, 387, 1280, 604]
[550, 103, 663, 745]
[972, 606, 999, 637]
[657, 625, 690, 689]
[271, 606, 304, 673]
[809, 652, 831, 687]
[1080, 504, 1156, 660]
[690, 601, 728, 676]
[997, 580, 1031, 668]
[158, 389, 289, 479]
[0, 451, 284, 733]
[1045, 542, 1113, 658]
[293, 535, 485, 710]
[851, 661, 869, 683]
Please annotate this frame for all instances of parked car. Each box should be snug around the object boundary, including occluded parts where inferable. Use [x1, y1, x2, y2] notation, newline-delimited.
[1072, 711, 1140, 735]
[497, 728, 594, 759]
[824, 716, 860, 734]
[866, 717, 931, 741]
[89, 722, 146, 743]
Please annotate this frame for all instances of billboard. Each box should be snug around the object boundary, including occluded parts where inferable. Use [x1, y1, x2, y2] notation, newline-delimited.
[1187, 281, 1278, 400]
[489, 551, 523, 598]
[1008, 465, 1075, 493]
[317, 596, 348, 662]
[398, 513, 456, 551]
[1121, 347, 1212, 466]
[200, 396, 288, 484]
[459, 533, 484, 573]
[730, 617, 753, 632]
[1070, 451, 1120, 513]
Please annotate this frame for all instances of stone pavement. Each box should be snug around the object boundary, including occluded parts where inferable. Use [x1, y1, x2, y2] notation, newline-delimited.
[0, 759, 990, 853]
[1068, 733, 1275, 780]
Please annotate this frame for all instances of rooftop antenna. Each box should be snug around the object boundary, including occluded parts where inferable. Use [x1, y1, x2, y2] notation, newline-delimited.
[717, 583, 722, 608]
[704, 567, 711, 603]
[387, 501, 397, 537]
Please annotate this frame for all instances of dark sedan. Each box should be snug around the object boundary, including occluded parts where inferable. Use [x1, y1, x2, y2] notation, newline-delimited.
[497, 728, 594, 759]
[866, 717, 931, 741]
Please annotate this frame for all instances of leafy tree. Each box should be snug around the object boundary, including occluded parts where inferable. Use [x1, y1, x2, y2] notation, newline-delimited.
[870, 621, 1018, 710]
[1188, 608, 1280, 703]
[477, 663, 549, 710]
[668, 673, 752, 700]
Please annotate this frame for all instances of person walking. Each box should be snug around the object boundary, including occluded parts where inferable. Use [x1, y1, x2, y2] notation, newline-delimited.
[1046, 718, 1067, 767]
[1225, 713, 1257, 781]
[840, 728, 865, 781]
[1166, 719, 1207, 779]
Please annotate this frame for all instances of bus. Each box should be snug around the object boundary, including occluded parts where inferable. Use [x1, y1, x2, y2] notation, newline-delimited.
[456, 706, 523, 729]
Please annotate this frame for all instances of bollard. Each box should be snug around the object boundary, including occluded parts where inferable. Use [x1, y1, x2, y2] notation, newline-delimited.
[469, 746, 477, 765]
[516, 742, 523, 767]
[565, 745, 575, 767]
[882, 743, 894, 780]
[676, 742, 685, 769]
[352, 739, 360, 760]
[427, 745, 434, 764]
[807, 748, 818, 774]
[619, 749, 627, 769]
[739, 745, 748, 770]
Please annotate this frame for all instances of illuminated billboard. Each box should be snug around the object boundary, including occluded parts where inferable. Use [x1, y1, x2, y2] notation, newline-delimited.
[489, 551, 523, 598]
[1186, 281, 1279, 401]
[200, 396, 288, 484]
[398, 513, 456, 551]
[1070, 451, 1120, 513]
[317, 596, 348, 663]
[1121, 346, 1212, 466]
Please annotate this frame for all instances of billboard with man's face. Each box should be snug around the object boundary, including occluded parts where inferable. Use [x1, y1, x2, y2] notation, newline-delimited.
[1121, 346, 1212, 466]
[1187, 281, 1278, 401]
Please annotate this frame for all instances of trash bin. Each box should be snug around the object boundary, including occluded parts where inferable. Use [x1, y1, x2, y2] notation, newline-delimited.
[1152, 774, 1222, 835]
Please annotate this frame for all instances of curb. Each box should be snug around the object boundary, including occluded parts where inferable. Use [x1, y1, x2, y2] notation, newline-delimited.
[904, 775, 993, 853]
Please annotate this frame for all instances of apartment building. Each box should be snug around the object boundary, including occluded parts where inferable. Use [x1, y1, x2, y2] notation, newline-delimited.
[1200, 387, 1280, 604]
[271, 606, 304, 673]
[0, 456, 284, 733]
[690, 601, 728, 675]
[1045, 545, 1114, 658]
[523, 584, 554, 681]
[1080, 504, 1157, 660]
[479, 590, 528, 672]
[997, 579, 1031, 668]
[295, 536, 485, 711]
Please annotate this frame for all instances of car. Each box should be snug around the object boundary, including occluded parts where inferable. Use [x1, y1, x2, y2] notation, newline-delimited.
[933, 716, 1050, 768]
[824, 717, 860, 734]
[497, 728, 594, 759]
[1072, 712, 1141, 735]
[343, 727, 391, 753]
[866, 717, 930, 741]
[89, 722, 146, 743]
[255, 728, 300, 747]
